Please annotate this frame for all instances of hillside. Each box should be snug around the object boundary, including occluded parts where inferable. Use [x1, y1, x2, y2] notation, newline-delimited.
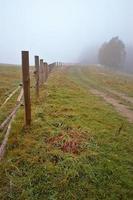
[0, 65, 133, 200]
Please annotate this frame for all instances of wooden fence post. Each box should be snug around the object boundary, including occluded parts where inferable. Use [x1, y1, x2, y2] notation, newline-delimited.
[46, 63, 49, 81]
[40, 59, 44, 85]
[35, 56, 39, 97]
[22, 51, 31, 126]
[43, 62, 46, 82]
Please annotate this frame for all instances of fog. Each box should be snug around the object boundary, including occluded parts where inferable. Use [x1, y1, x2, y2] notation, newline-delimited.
[0, 0, 132, 68]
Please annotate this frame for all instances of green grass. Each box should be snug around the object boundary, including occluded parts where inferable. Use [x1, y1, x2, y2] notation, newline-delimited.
[0, 65, 21, 132]
[0, 64, 21, 104]
[0, 66, 133, 200]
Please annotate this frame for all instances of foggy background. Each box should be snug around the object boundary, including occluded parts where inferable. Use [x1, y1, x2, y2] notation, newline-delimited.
[0, 0, 132, 70]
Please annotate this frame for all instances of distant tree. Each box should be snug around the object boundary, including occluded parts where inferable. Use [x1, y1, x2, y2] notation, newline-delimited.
[99, 37, 126, 69]
[125, 45, 133, 72]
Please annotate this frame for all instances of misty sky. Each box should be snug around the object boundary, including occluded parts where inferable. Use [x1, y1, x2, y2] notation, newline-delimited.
[0, 0, 132, 64]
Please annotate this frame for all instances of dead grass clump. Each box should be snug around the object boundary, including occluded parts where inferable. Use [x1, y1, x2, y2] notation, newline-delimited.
[47, 130, 86, 154]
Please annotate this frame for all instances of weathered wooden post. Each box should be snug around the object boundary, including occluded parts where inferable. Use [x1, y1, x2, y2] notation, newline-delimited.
[46, 63, 49, 81]
[43, 62, 46, 82]
[43, 63, 45, 83]
[34, 56, 39, 97]
[40, 59, 44, 85]
[22, 51, 31, 126]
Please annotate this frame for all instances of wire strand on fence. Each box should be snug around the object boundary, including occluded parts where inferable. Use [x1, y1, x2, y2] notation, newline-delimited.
[0, 86, 21, 109]
[0, 89, 23, 161]
[0, 89, 23, 131]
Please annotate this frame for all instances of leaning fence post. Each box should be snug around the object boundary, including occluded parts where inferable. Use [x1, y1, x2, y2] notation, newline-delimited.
[22, 51, 31, 126]
[35, 56, 39, 98]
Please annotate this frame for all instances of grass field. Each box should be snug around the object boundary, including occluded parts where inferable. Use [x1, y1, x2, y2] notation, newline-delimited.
[0, 64, 21, 123]
[0, 64, 21, 144]
[0, 64, 21, 103]
[0, 65, 133, 200]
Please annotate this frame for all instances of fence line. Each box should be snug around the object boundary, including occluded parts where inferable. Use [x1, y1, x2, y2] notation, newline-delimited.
[0, 50, 60, 160]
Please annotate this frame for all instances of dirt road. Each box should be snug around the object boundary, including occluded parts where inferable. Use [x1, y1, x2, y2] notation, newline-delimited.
[90, 88, 133, 123]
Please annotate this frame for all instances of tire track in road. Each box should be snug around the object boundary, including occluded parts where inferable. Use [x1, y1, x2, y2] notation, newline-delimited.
[90, 88, 133, 123]
[103, 88, 133, 104]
